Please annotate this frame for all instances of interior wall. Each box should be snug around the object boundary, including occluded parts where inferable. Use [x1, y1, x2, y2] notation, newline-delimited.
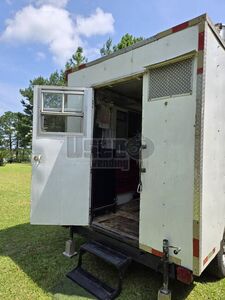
[92, 86, 142, 210]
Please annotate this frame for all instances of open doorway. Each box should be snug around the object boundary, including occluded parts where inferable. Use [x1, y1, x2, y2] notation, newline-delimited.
[91, 77, 143, 243]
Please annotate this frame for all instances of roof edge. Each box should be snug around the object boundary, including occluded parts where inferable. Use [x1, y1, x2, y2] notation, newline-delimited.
[205, 14, 225, 49]
[69, 14, 209, 76]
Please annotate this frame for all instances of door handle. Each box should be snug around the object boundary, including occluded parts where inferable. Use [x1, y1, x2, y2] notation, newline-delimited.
[139, 146, 146, 173]
[33, 155, 42, 163]
[141, 144, 147, 150]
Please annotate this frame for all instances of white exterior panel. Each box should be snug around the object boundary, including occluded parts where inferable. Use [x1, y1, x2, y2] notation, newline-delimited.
[68, 26, 199, 88]
[200, 25, 225, 270]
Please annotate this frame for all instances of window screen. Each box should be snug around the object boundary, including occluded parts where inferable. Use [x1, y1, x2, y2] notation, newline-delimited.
[149, 58, 193, 100]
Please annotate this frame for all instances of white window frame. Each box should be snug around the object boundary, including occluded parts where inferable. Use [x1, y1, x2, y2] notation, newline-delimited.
[37, 86, 87, 137]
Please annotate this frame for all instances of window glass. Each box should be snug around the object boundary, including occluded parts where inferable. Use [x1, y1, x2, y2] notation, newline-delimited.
[66, 116, 83, 133]
[41, 115, 83, 133]
[64, 94, 83, 112]
[43, 93, 62, 111]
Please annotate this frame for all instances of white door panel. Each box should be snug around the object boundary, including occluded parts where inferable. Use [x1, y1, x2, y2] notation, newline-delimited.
[139, 58, 197, 270]
[140, 94, 196, 269]
[31, 86, 93, 225]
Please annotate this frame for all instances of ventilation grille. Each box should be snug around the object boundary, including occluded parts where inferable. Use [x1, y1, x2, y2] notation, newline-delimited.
[149, 58, 193, 100]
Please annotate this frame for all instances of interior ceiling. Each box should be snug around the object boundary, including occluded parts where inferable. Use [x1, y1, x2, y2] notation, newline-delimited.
[106, 78, 143, 100]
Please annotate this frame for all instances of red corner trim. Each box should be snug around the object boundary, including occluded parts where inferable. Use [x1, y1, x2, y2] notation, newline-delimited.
[172, 21, 189, 33]
[78, 64, 87, 70]
[197, 67, 203, 74]
[65, 68, 74, 81]
[198, 32, 205, 51]
[193, 238, 199, 258]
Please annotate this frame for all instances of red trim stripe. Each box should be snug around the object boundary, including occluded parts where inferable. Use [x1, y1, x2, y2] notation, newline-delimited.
[203, 248, 216, 265]
[198, 32, 205, 51]
[172, 21, 189, 33]
[197, 67, 203, 74]
[203, 256, 208, 265]
[78, 63, 87, 70]
[193, 239, 199, 258]
[65, 68, 73, 81]
[151, 248, 163, 257]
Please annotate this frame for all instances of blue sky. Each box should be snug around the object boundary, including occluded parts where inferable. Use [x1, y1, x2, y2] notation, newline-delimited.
[0, 0, 225, 115]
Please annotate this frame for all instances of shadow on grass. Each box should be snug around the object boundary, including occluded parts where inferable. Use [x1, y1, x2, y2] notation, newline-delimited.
[0, 222, 94, 299]
[0, 222, 218, 299]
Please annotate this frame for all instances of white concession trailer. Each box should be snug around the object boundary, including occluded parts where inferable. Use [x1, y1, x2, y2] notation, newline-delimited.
[31, 14, 225, 299]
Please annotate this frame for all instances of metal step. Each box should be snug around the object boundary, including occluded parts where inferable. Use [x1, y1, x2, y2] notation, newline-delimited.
[80, 241, 131, 269]
[66, 241, 132, 300]
[67, 266, 118, 300]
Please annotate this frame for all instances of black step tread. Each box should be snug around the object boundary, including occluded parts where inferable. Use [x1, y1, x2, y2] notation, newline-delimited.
[81, 241, 131, 269]
[67, 266, 117, 300]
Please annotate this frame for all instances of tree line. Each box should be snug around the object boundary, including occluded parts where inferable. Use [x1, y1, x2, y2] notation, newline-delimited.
[0, 34, 143, 165]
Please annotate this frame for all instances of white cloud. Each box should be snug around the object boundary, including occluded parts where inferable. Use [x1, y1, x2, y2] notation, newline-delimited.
[5, 0, 12, 5]
[0, 5, 114, 66]
[0, 5, 78, 66]
[36, 51, 46, 60]
[77, 8, 114, 37]
[34, 0, 69, 8]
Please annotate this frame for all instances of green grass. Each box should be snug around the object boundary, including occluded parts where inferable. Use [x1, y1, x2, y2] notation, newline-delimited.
[0, 164, 225, 299]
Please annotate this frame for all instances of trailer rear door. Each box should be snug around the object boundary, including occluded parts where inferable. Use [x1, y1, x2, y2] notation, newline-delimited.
[31, 86, 94, 225]
[139, 57, 197, 270]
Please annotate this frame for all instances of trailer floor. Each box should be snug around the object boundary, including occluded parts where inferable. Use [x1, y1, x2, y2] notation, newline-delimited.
[92, 199, 140, 241]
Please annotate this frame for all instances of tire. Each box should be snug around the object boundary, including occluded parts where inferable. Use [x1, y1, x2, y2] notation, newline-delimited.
[208, 238, 225, 279]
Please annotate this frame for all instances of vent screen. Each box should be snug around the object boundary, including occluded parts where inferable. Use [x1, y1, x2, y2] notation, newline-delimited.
[149, 58, 193, 100]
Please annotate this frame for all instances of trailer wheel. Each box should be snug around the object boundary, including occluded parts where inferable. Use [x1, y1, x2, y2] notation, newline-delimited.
[208, 238, 225, 279]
